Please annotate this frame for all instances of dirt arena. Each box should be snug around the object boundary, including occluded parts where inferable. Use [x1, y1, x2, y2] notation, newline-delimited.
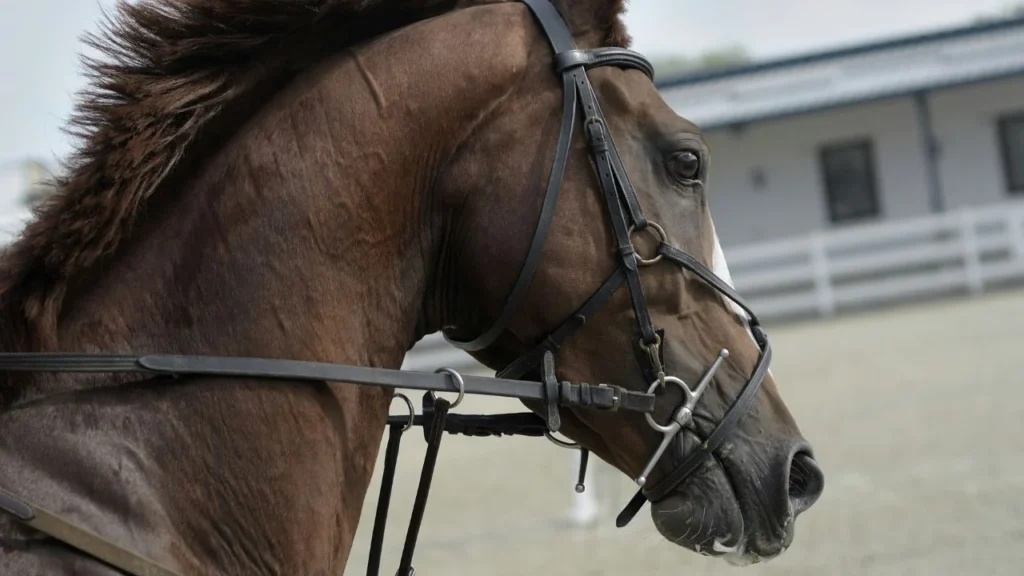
[345, 288, 1024, 575]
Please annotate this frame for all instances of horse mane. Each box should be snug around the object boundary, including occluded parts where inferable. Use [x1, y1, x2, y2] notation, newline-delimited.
[0, 0, 630, 352]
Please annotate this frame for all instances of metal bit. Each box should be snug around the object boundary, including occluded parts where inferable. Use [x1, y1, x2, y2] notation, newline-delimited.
[635, 349, 729, 487]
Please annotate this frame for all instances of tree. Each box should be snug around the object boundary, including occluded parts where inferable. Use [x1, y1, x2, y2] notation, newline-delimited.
[973, 2, 1024, 23]
[19, 159, 56, 208]
[648, 45, 752, 79]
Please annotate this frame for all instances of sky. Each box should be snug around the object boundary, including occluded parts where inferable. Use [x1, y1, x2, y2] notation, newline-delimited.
[0, 0, 1019, 168]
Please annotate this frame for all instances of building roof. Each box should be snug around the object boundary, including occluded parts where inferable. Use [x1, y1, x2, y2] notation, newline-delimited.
[656, 15, 1024, 129]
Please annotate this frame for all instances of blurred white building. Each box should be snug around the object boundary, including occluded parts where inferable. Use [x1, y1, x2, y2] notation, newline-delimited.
[0, 158, 50, 243]
[406, 14, 1024, 370]
[659, 14, 1024, 248]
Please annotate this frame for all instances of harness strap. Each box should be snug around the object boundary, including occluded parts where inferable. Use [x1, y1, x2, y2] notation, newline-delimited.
[445, 0, 656, 355]
[574, 70, 659, 351]
[366, 424, 406, 576]
[0, 353, 656, 415]
[497, 266, 626, 381]
[385, 412, 548, 438]
[554, 48, 655, 78]
[396, 395, 451, 576]
[614, 243, 774, 527]
[0, 488, 181, 576]
[442, 70, 578, 353]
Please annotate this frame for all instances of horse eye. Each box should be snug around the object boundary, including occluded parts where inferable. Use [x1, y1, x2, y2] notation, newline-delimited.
[669, 151, 701, 181]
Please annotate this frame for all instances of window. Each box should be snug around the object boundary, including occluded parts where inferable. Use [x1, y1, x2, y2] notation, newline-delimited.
[819, 138, 881, 224]
[998, 112, 1024, 194]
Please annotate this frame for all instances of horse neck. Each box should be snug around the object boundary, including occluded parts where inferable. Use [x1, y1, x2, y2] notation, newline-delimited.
[13, 4, 538, 404]
[40, 67, 453, 401]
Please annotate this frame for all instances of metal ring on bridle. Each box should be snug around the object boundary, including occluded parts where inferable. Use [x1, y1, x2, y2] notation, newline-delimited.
[544, 430, 580, 449]
[628, 221, 667, 266]
[391, 393, 415, 432]
[430, 367, 465, 410]
[644, 376, 693, 434]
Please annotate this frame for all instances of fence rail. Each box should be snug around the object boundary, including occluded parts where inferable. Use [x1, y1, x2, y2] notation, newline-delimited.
[726, 201, 1024, 321]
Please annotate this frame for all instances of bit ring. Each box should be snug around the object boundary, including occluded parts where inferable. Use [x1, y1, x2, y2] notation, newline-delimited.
[391, 393, 415, 432]
[644, 376, 695, 434]
[431, 367, 465, 410]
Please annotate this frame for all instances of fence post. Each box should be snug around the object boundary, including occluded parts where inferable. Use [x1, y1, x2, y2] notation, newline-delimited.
[809, 233, 836, 317]
[567, 449, 598, 527]
[1008, 209, 1024, 267]
[960, 208, 984, 296]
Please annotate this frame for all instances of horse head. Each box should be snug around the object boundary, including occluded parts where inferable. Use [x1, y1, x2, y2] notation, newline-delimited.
[434, 0, 824, 563]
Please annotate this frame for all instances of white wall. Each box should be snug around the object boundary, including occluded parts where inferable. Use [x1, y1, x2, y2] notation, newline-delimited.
[698, 74, 1024, 248]
[0, 168, 27, 217]
[701, 96, 933, 247]
[929, 75, 1024, 210]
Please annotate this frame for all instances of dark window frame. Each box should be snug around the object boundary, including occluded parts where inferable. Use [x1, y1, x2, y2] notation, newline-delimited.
[818, 137, 882, 224]
[997, 111, 1024, 195]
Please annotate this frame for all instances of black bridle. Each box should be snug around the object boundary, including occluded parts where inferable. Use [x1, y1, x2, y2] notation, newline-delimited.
[446, 0, 773, 527]
[0, 1, 770, 575]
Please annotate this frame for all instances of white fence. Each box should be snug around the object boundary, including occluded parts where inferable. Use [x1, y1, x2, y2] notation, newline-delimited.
[727, 200, 1024, 320]
[404, 200, 1024, 372]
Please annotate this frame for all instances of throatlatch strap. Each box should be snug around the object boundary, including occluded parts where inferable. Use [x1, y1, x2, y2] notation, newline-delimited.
[386, 412, 549, 438]
[366, 424, 406, 576]
[396, 395, 451, 576]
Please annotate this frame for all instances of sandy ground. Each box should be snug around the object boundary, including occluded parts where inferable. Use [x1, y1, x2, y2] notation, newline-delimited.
[344, 288, 1024, 576]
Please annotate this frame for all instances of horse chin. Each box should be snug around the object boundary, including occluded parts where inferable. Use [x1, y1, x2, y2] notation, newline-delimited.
[648, 466, 746, 559]
[648, 462, 792, 566]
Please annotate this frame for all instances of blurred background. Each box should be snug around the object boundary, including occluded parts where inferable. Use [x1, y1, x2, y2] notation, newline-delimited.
[2, 1, 1023, 574]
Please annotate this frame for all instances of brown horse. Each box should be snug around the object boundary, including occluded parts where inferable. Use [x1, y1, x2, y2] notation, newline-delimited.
[0, 0, 823, 574]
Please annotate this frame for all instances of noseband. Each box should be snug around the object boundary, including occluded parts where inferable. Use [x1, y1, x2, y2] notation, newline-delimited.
[445, 0, 772, 527]
[0, 0, 771, 574]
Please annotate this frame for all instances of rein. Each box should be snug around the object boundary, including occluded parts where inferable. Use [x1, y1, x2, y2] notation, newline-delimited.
[0, 0, 773, 574]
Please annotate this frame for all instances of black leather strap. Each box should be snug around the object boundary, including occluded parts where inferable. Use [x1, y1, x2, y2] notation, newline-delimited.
[0, 353, 655, 414]
[386, 412, 549, 438]
[448, 0, 657, 356]
[396, 395, 450, 576]
[521, 0, 577, 54]
[366, 424, 405, 576]
[574, 74, 658, 352]
[657, 243, 762, 326]
[613, 242, 775, 525]
[555, 48, 655, 79]
[615, 489, 648, 528]
[497, 266, 626, 380]
[444, 71, 578, 352]
[541, 350, 561, 432]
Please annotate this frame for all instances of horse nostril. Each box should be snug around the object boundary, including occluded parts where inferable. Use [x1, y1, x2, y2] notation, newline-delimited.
[787, 450, 824, 516]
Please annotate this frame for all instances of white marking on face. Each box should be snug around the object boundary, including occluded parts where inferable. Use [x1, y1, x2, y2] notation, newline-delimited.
[708, 218, 751, 323]
[709, 217, 772, 379]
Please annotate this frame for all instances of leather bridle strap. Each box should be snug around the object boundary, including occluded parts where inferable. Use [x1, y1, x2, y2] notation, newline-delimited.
[443, 69, 578, 353]
[445, 0, 662, 366]
[614, 242, 773, 527]
[395, 396, 451, 576]
[497, 265, 626, 380]
[365, 422, 405, 576]
[0, 488, 182, 576]
[0, 353, 656, 415]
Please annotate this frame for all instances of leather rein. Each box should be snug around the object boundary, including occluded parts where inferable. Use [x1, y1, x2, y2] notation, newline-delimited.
[0, 1, 771, 574]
